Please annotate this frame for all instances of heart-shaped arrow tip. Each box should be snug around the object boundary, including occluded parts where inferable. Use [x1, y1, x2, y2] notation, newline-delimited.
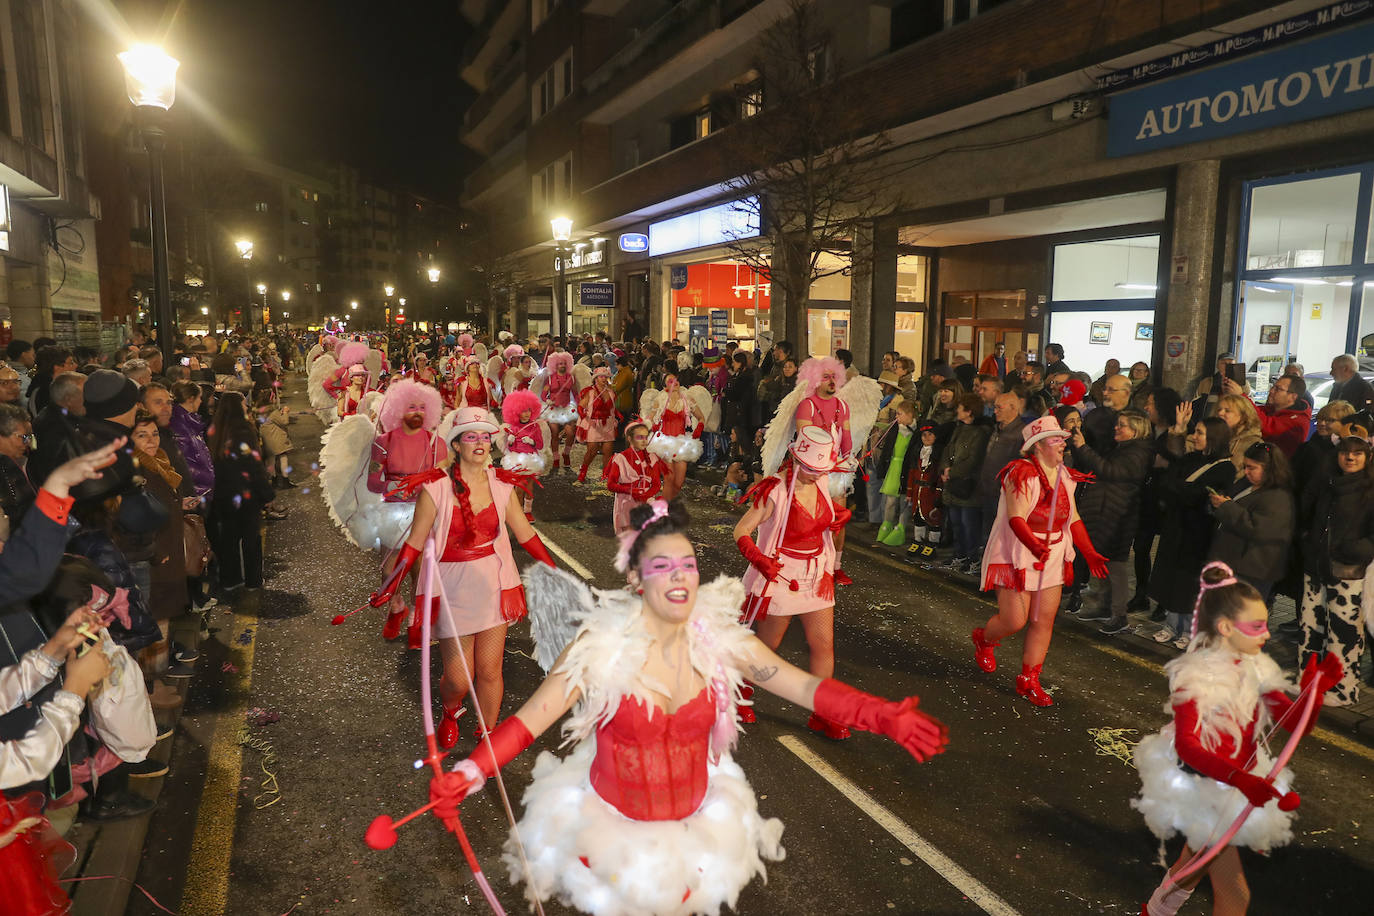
[331, 614, 346, 626]
[365, 815, 399, 850]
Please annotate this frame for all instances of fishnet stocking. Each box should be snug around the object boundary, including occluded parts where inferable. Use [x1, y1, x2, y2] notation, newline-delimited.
[438, 624, 509, 725]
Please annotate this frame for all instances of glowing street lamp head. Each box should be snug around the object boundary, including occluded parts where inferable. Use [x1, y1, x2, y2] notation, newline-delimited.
[398, 297, 407, 306]
[280, 290, 291, 302]
[427, 267, 441, 283]
[384, 284, 395, 297]
[235, 239, 254, 260]
[350, 300, 359, 310]
[200, 306, 209, 315]
[118, 45, 180, 110]
[550, 216, 573, 242]
[256, 283, 267, 294]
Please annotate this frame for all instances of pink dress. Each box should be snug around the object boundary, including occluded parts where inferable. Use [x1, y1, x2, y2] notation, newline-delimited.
[604, 448, 667, 534]
[740, 474, 836, 617]
[980, 459, 1086, 592]
[577, 387, 617, 442]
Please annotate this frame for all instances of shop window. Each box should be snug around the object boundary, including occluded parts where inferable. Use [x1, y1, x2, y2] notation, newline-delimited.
[1246, 172, 1359, 270]
[695, 109, 712, 140]
[1052, 236, 1161, 302]
[896, 254, 927, 303]
[1241, 276, 1352, 398]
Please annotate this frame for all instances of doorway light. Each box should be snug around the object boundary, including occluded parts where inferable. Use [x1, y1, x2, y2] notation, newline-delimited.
[1113, 283, 1157, 292]
[1251, 285, 1282, 293]
[1269, 277, 1329, 285]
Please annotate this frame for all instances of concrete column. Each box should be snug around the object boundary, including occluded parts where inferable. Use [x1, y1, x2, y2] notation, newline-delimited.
[769, 241, 809, 357]
[650, 260, 670, 342]
[514, 292, 529, 340]
[1162, 160, 1222, 392]
[848, 222, 898, 374]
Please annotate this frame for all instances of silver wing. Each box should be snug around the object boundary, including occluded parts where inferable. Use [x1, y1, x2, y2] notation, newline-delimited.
[523, 563, 593, 672]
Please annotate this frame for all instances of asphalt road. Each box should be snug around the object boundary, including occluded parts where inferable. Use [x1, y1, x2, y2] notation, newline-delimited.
[129, 381, 1374, 916]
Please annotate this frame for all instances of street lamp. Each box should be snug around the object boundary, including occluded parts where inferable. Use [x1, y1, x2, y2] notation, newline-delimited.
[235, 239, 254, 260]
[551, 216, 573, 339]
[384, 284, 395, 297]
[256, 283, 267, 295]
[119, 44, 179, 368]
[427, 267, 441, 284]
[236, 239, 254, 332]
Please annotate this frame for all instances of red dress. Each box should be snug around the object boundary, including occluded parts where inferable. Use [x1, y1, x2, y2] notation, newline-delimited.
[589, 690, 714, 821]
[462, 379, 494, 409]
[0, 793, 74, 916]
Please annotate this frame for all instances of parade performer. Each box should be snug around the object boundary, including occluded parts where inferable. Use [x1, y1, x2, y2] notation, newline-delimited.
[973, 416, 1109, 706]
[497, 389, 548, 521]
[603, 420, 668, 536]
[367, 380, 445, 642]
[500, 345, 530, 396]
[1134, 563, 1343, 916]
[537, 352, 578, 472]
[307, 336, 343, 422]
[760, 356, 881, 588]
[367, 499, 948, 916]
[337, 365, 369, 419]
[368, 407, 558, 749]
[412, 353, 438, 387]
[733, 426, 852, 734]
[640, 368, 712, 501]
[325, 341, 373, 406]
[575, 367, 618, 483]
[459, 357, 500, 411]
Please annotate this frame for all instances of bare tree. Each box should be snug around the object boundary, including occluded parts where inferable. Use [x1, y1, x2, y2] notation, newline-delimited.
[719, 0, 901, 352]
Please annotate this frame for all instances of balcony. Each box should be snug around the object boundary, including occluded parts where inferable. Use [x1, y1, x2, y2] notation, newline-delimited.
[464, 45, 526, 133]
[464, 132, 527, 201]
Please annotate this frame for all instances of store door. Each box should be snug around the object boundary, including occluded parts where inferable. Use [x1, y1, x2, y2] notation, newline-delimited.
[941, 290, 1030, 369]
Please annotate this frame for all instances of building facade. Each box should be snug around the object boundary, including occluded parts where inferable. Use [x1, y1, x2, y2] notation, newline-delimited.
[459, 0, 1374, 392]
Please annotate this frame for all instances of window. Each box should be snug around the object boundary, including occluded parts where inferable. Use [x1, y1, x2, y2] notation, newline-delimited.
[559, 154, 573, 199]
[531, 51, 573, 121]
[254, 202, 269, 212]
[806, 44, 829, 83]
[12, 2, 46, 149]
[562, 55, 573, 99]
[623, 137, 640, 171]
[1048, 236, 1161, 376]
[738, 81, 762, 119]
[695, 110, 712, 140]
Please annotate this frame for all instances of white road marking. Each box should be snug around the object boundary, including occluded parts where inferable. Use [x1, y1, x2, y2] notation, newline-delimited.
[534, 527, 594, 580]
[778, 735, 1022, 916]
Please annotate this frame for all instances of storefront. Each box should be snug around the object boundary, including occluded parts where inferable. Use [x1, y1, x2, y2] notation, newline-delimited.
[669, 260, 768, 350]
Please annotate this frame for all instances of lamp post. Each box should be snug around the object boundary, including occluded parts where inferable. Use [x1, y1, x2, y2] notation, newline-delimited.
[384, 283, 395, 326]
[235, 239, 254, 333]
[119, 44, 180, 369]
[279, 290, 290, 330]
[551, 216, 572, 339]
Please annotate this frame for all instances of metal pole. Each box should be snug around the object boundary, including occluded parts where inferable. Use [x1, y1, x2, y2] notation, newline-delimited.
[555, 248, 566, 341]
[242, 261, 253, 334]
[141, 116, 175, 368]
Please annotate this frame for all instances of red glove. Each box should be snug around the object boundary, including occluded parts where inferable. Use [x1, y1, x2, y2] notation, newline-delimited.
[1229, 769, 1299, 811]
[736, 535, 782, 582]
[519, 534, 556, 568]
[1070, 519, 1109, 578]
[692, 424, 704, 440]
[370, 543, 421, 607]
[1301, 651, 1345, 696]
[452, 716, 536, 800]
[812, 679, 948, 762]
[828, 506, 852, 532]
[1175, 699, 1301, 810]
[1009, 516, 1050, 563]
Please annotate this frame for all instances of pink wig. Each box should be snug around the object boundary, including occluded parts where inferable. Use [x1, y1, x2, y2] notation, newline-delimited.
[797, 356, 844, 392]
[321, 335, 340, 350]
[379, 378, 443, 432]
[458, 333, 474, 351]
[546, 351, 573, 373]
[503, 344, 525, 362]
[502, 389, 542, 424]
[338, 342, 369, 367]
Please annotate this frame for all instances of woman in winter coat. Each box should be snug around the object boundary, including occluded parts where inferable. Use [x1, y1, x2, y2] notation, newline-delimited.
[1296, 435, 1374, 705]
[1148, 416, 1235, 648]
[722, 352, 757, 466]
[1130, 388, 1181, 615]
[1214, 393, 1263, 477]
[1207, 441, 1294, 602]
[1068, 409, 1155, 634]
[1292, 399, 1353, 502]
[209, 391, 276, 592]
[1126, 361, 1153, 412]
[169, 382, 214, 500]
[937, 394, 992, 573]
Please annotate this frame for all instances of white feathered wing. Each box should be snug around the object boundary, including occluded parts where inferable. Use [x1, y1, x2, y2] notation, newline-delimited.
[838, 374, 883, 462]
[308, 354, 340, 411]
[522, 564, 593, 673]
[760, 382, 808, 475]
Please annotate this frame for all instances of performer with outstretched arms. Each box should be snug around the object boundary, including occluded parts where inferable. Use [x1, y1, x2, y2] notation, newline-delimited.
[367, 407, 557, 749]
[973, 415, 1109, 706]
[1135, 562, 1343, 916]
[603, 419, 668, 536]
[369, 499, 948, 916]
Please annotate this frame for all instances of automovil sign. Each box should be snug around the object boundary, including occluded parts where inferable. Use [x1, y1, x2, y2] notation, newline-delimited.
[1107, 18, 1374, 157]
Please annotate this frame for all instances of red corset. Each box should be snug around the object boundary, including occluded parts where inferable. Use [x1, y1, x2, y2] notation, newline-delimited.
[1025, 480, 1070, 532]
[441, 502, 499, 561]
[589, 689, 714, 821]
[782, 494, 833, 554]
[659, 406, 688, 436]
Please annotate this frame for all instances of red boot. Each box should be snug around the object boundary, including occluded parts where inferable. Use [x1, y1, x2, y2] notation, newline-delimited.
[833, 569, 853, 587]
[577, 463, 589, 483]
[382, 597, 407, 641]
[971, 627, 999, 672]
[437, 704, 465, 749]
[738, 681, 756, 724]
[1015, 664, 1054, 707]
[807, 713, 851, 740]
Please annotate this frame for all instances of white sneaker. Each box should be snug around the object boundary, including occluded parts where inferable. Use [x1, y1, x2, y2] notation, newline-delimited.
[1172, 635, 1191, 650]
[1152, 626, 1177, 644]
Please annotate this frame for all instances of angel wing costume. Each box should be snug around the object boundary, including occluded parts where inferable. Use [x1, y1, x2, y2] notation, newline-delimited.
[760, 362, 881, 499]
[641, 385, 712, 464]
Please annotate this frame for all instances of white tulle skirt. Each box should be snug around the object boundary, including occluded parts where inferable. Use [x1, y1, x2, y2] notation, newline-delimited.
[545, 405, 578, 425]
[1132, 724, 1295, 852]
[502, 451, 548, 475]
[648, 432, 702, 464]
[827, 470, 854, 500]
[351, 499, 416, 553]
[501, 740, 785, 916]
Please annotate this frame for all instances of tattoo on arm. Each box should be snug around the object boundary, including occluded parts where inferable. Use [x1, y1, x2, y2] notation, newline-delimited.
[748, 664, 778, 683]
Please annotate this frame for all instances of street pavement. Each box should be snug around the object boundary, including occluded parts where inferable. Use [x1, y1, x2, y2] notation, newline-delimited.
[126, 381, 1374, 916]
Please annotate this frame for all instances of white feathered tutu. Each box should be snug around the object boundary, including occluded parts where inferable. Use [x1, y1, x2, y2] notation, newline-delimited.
[1132, 723, 1295, 851]
[827, 470, 854, 499]
[648, 432, 702, 464]
[503, 740, 784, 916]
[502, 451, 549, 475]
[545, 404, 578, 425]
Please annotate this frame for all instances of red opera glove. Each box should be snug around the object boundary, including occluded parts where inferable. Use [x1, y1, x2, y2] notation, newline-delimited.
[1229, 769, 1299, 810]
[1070, 520, 1109, 578]
[692, 424, 704, 440]
[370, 543, 421, 607]
[452, 716, 536, 800]
[1301, 651, 1344, 696]
[811, 679, 948, 762]
[1009, 516, 1050, 562]
[828, 506, 852, 532]
[519, 534, 556, 568]
[736, 535, 782, 582]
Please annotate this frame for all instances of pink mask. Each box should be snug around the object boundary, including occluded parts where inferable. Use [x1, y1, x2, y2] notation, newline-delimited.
[1233, 619, 1268, 638]
[665, 378, 679, 390]
[640, 556, 698, 578]
[460, 432, 491, 443]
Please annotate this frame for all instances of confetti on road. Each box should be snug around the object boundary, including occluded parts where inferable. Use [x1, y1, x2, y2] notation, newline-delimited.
[1087, 727, 1139, 768]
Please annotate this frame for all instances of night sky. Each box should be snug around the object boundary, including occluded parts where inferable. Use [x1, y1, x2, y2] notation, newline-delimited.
[164, 0, 475, 201]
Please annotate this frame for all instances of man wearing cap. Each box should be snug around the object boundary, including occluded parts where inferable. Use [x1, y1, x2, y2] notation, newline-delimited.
[1191, 352, 1249, 416]
[71, 369, 141, 501]
[863, 370, 904, 523]
[972, 415, 1108, 707]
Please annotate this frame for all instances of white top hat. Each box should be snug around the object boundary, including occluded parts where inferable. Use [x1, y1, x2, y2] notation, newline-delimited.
[1021, 415, 1070, 453]
[789, 426, 836, 474]
[445, 407, 500, 445]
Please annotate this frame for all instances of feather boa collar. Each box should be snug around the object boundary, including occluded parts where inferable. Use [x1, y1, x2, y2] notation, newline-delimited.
[1165, 646, 1291, 751]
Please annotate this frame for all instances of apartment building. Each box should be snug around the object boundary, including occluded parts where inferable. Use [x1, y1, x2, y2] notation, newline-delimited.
[460, 0, 1374, 390]
[0, 0, 103, 347]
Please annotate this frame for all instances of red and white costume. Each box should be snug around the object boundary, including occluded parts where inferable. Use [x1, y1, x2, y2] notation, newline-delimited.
[980, 458, 1091, 592]
[541, 355, 578, 426]
[740, 470, 839, 617]
[369, 428, 437, 499]
[576, 382, 617, 443]
[500, 576, 784, 915]
[646, 391, 705, 463]
[1133, 647, 1299, 851]
[460, 368, 499, 410]
[418, 467, 529, 638]
[603, 446, 668, 535]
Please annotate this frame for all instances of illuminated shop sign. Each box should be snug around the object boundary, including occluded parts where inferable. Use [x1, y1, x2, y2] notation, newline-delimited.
[648, 198, 760, 258]
[1108, 19, 1374, 157]
[618, 233, 649, 253]
[554, 238, 606, 271]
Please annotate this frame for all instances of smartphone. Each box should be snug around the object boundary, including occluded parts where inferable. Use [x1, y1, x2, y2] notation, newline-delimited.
[1225, 363, 1247, 386]
[181, 357, 191, 366]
